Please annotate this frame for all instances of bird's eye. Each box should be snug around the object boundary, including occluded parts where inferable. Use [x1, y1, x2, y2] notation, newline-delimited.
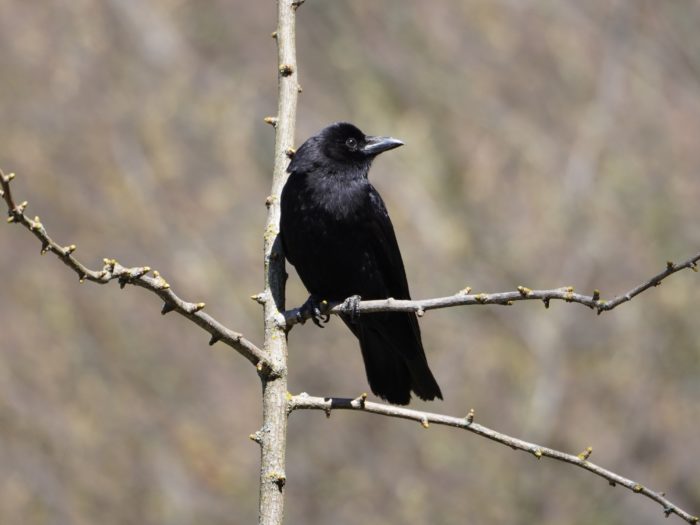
[345, 137, 358, 151]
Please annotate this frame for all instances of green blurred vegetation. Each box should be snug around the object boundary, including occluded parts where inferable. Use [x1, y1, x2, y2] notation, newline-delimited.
[1, 1, 699, 524]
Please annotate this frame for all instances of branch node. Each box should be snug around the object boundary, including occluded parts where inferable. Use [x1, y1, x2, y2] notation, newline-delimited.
[532, 448, 543, 459]
[609, 480, 616, 487]
[279, 64, 294, 77]
[264, 116, 279, 128]
[475, 293, 487, 303]
[190, 302, 206, 313]
[249, 430, 263, 445]
[78, 272, 86, 283]
[592, 289, 601, 301]
[416, 307, 425, 317]
[161, 302, 176, 315]
[465, 408, 475, 424]
[633, 484, 643, 493]
[209, 334, 221, 346]
[420, 417, 430, 429]
[271, 31, 278, 39]
[40, 241, 50, 255]
[354, 392, 368, 409]
[666, 260, 675, 270]
[292, 0, 305, 8]
[64, 244, 77, 255]
[577, 446, 593, 461]
[517, 286, 532, 297]
[691, 262, 698, 273]
[459, 286, 472, 295]
[285, 147, 296, 158]
[663, 506, 673, 518]
[543, 298, 550, 309]
[251, 292, 266, 304]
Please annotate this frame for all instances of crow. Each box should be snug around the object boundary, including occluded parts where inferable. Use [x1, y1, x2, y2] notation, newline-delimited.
[280, 122, 442, 405]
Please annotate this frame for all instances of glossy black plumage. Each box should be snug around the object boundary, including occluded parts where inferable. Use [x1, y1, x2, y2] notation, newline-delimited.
[280, 122, 442, 405]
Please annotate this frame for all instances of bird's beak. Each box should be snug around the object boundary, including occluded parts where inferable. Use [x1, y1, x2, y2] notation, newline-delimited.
[362, 136, 404, 156]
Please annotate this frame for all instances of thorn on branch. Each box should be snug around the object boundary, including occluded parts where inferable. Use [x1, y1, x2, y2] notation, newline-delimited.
[292, 0, 306, 9]
[543, 298, 550, 309]
[271, 31, 277, 39]
[249, 430, 263, 444]
[420, 417, 430, 429]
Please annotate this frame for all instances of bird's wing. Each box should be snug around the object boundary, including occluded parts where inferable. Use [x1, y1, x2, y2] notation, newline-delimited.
[366, 186, 412, 300]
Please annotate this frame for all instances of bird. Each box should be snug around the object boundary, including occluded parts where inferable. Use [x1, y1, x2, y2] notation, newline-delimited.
[280, 122, 442, 405]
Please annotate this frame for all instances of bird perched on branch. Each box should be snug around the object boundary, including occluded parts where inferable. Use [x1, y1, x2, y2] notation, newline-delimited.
[280, 122, 442, 405]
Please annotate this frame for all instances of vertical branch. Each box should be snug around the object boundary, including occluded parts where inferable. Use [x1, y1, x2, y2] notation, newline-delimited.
[258, 1, 299, 524]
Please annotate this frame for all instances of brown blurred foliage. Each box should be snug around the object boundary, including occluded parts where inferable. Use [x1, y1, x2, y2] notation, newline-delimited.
[1, 1, 699, 524]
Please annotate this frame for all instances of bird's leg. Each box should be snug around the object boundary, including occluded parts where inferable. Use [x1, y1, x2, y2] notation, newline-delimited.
[341, 295, 362, 323]
[297, 295, 331, 328]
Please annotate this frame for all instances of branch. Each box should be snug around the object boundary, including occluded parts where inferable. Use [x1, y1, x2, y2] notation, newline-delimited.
[254, 1, 302, 524]
[285, 252, 700, 326]
[290, 393, 699, 524]
[0, 170, 271, 372]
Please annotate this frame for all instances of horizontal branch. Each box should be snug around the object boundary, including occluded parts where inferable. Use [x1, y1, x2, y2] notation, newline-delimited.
[1, 170, 272, 374]
[285, 253, 700, 326]
[289, 393, 699, 524]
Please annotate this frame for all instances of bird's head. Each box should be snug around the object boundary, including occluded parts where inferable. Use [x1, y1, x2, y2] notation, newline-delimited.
[318, 122, 404, 164]
[288, 122, 404, 177]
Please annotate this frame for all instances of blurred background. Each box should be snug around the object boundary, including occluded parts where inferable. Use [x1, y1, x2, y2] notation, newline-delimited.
[1, 1, 699, 524]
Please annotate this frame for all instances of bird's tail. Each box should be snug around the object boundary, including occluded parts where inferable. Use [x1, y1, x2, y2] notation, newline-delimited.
[342, 312, 442, 405]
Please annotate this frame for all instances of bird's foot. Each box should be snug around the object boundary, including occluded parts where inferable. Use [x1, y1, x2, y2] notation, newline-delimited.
[297, 295, 331, 328]
[341, 295, 362, 323]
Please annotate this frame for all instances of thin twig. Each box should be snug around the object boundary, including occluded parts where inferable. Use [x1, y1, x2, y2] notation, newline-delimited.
[289, 393, 699, 524]
[285, 253, 700, 326]
[0, 169, 270, 372]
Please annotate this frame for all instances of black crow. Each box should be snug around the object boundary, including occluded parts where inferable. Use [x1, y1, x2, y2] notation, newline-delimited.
[280, 122, 442, 405]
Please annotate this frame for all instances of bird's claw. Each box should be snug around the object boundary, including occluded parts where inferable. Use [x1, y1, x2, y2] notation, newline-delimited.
[299, 295, 331, 328]
[341, 295, 362, 323]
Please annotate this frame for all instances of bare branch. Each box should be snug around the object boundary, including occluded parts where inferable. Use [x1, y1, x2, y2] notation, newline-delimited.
[285, 252, 700, 326]
[255, 1, 302, 524]
[290, 393, 699, 524]
[0, 169, 270, 372]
